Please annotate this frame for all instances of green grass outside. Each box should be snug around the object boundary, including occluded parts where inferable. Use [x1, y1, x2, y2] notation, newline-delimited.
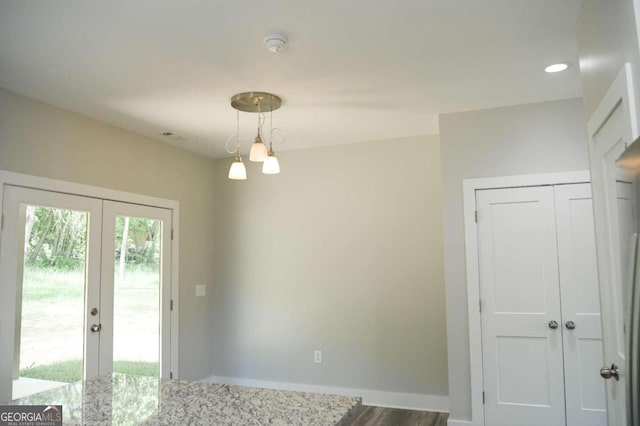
[22, 267, 85, 301]
[23, 265, 160, 302]
[20, 264, 160, 384]
[20, 359, 159, 383]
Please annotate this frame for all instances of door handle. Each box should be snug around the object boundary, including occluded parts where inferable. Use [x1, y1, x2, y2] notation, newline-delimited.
[548, 320, 559, 329]
[600, 364, 620, 380]
[90, 323, 102, 333]
[565, 320, 576, 330]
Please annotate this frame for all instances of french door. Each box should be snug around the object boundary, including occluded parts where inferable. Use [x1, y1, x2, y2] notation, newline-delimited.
[0, 185, 173, 402]
[100, 201, 172, 379]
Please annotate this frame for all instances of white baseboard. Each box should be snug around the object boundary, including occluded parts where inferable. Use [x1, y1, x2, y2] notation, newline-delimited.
[202, 375, 449, 413]
[447, 419, 474, 426]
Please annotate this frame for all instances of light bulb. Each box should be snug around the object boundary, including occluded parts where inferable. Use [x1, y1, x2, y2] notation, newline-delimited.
[228, 160, 247, 180]
[262, 152, 280, 174]
[249, 132, 268, 162]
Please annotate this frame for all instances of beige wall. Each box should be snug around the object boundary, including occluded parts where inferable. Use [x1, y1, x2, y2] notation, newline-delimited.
[439, 98, 590, 422]
[0, 88, 216, 380]
[211, 135, 448, 397]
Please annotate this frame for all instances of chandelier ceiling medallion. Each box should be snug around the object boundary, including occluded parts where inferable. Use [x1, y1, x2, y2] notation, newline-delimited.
[226, 91, 284, 181]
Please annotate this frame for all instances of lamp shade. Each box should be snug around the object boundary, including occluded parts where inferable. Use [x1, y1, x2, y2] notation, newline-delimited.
[228, 160, 247, 180]
[262, 155, 280, 174]
[249, 140, 268, 162]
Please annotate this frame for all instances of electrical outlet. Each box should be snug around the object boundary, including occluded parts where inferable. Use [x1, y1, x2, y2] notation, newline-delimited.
[314, 350, 322, 364]
[196, 285, 206, 297]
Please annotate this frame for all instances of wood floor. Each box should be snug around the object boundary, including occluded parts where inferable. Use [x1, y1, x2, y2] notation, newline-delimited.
[345, 406, 448, 426]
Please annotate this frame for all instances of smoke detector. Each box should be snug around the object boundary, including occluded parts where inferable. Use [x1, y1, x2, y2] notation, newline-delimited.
[264, 34, 288, 53]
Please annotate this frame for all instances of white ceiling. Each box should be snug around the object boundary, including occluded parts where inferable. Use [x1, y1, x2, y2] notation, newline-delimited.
[0, 0, 584, 158]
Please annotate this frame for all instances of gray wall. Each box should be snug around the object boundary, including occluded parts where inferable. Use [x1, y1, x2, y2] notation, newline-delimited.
[440, 98, 590, 421]
[578, 0, 640, 120]
[0, 88, 216, 380]
[211, 135, 448, 398]
[1, 86, 449, 400]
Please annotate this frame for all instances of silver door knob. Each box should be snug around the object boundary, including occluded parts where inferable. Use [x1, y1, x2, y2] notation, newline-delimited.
[90, 323, 102, 333]
[600, 364, 620, 380]
[548, 320, 559, 329]
[565, 321, 576, 330]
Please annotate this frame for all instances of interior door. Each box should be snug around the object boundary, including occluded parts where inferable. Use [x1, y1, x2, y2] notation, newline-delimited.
[0, 186, 102, 402]
[477, 186, 566, 426]
[587, 64, 638, 426]
[554, 183, 607, 426]
[99, 201, 172, 379]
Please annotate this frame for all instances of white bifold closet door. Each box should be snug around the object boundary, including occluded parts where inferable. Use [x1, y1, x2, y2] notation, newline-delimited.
[477, 183, 606, 426]
[554, 184, 606, 426]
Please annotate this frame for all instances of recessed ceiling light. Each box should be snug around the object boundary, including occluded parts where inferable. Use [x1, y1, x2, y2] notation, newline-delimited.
[545, 63, 569, 73]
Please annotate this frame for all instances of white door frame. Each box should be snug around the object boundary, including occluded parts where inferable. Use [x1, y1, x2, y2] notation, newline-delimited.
[0, 170, 180, 393]
[462, 170, 591, 426]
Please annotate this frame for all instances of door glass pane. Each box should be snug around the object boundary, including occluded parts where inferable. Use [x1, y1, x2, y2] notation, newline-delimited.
[112, 216, 161, 377]
[13, 205, 88, 399]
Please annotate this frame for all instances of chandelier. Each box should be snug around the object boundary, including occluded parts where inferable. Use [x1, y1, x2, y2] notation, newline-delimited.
[226, 91, 283, 180]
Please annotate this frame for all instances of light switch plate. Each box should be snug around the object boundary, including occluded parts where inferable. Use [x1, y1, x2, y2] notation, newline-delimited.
[196, 285, 206, 297]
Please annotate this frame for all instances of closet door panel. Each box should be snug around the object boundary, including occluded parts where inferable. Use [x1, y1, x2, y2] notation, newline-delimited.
[477, 186, 566, 426]
[554, 183, 607, 426]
